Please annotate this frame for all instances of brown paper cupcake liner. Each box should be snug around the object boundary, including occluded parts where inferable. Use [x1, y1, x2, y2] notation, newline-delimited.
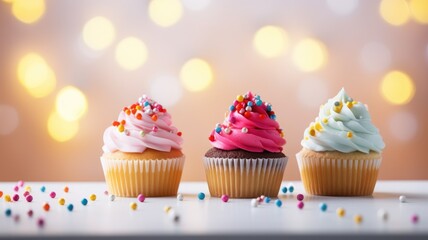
[296, 152, 381, 196]
[203, 157, 288, 198]
[100, 156, 185, 197]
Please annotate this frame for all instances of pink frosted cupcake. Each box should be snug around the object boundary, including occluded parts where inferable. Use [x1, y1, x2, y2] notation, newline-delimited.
[204, 91, 287, 198]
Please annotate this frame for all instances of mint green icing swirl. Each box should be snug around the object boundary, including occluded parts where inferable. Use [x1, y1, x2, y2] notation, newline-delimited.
[301, 88, 385, 153]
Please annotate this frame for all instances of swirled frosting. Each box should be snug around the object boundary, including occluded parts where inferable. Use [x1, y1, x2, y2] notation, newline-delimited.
[102, 95, 183, 153]
[301, 88, 385, 153]
[209, 91, 286, 153]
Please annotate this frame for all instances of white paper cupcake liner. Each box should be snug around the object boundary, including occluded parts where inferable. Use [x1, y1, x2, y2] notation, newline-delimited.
[296, 151, 381, 196]
[100, 156, 185, 197]
[203, 157, 288, 198]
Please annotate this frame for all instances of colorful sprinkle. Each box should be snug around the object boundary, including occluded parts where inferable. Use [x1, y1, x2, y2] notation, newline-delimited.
[109, 194, 116, 201]
[23, 191, 30, 197]
[5, 194, 12, 202]
[27, 210, 33, 218]
[281, 187, 288, 194]
[5, 208, 12, 217]
[411, 214, 419, 224]
[251, 199, 258, 208]
[130, 202, 138, 210]
[18, 180, 24, 187]
[297, 201, 304, 209]
[24, 186, 31, 192]
[67, 204, 74, 212]
[377, 209, 388, 221]
[168, 210, 180, 222]
[354, 214, 363, 224]
[81, 198, 88, 206]
[319, 203, 328, 212]
[177, 193, 183, 201]
[288, 185, 294, 193]
[37, 218, 45, 228]
[43, 203, 50, 212]
[13, 214, 20, 223]
[399, 195, 406, 203]
[13, 185, 19, 192]
[40, 186, 46, 192]
[275, 199, 282, 207]
[49, 191, 56, 199]
[64, 186, 69, 193]
[26, 195, 33, 202]
[164, 206, 172, 213]
[264, 197, 271, 203]
[0, 191, 3, 198]
[347, 131, 353, 138]
[221, 194, 229, 203]
[297, 194, 304, 201]
[58, 198, 65, 206]
[89, 194, 97, 201]
[197, 192, 205, 200]
[336, 208, 345, 217]
[137, 194, 145, 203]
[236, 95, 244, 102]
[12, 193, 19, 202]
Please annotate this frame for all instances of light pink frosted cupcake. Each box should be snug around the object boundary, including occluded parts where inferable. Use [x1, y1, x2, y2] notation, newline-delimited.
[101, 95, 184, 197]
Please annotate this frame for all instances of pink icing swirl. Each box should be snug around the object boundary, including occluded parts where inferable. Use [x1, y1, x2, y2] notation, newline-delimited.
[102, 95, 183, 153]
[209, 92, 286, 153]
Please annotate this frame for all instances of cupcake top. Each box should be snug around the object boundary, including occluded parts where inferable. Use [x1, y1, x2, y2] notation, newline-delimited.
[301, 88, 385, 154]
[102, 95, 183, 153]
[208, 91, 286, 153]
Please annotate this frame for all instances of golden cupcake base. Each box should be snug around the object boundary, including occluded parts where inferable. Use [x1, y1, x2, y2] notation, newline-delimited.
[296, 148, 381, 196]
[204, 157, 288, 198]
[101, 153, 184, 197]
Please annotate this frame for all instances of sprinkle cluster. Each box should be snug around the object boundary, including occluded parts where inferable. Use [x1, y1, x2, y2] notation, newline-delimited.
[209, 92, 283, 141]
[306, 96, 358, 140]
[111, 95, 182, 137]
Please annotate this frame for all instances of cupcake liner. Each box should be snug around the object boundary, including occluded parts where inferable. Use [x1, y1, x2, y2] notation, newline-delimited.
[296, 152, 381, 196]
[203, 157, 288, 198]
[100, 156, 185, 197]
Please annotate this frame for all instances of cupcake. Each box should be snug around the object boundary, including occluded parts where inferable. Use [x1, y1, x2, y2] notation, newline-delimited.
[204, 92, 287, 198]
[296, 88, 385, 196]
[101, 95, 184, 197]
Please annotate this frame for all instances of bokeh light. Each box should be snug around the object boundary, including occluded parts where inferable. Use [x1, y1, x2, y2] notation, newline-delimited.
[360, 42, 391, 73]
[253, 25, 288, 58]
[180, 58, 213, 92]
[11, 0, 45, 24]
[55, 86, 88, 122]
[47, 111, 79, 142]
[326, 0, 359, 16]
[297, 78, 329, 107]
[17, 53, 56, 98]
[380, 0, 410, 26]
[82, 16, 115, 50]
[292, 38, 328, 72]
[148, 0, 183, 27]
[0, 104, 19, 135]
[409, 0, 428, 24]
[380, 70, 415, 105]
[182, 0, 211, 11]
[115, 37, 148, 70]
[389, 111, 418, 141]
[150, 75, 183, 107]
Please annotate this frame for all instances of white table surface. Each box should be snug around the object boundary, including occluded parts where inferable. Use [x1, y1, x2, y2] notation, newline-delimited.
[0, 181, 427, 239]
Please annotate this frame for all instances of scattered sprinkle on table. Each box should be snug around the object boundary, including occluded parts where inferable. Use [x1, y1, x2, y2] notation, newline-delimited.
[354, 214, 363, 224]
[58, 198, 66, 205]
[251, 199, 258, 208]
[281, 187, 288, 194]
[319, 203, 328, 212]
[130, 202, 138, 210]
[177, 193, 183, 201]
[26, 195, 33, 202]
[90, 194, 97, 201]
[137, 194, 145, 203]
[197, 192, 205, 200]
[50, 191, 56, 199]
[337, 208, 345, 217]
[377, 209, 388, 221]
[399, 195, 406, 203]
[108, 194, 115, 201]
[67, 204, 74, 212]
[275, 199, 282, 207]
[297, 194, 304, 201]
[81, 198, 88, 206]
[221, 194, 229, 203]
[43, 203, 50, 212]
[297, 201, 304, 209]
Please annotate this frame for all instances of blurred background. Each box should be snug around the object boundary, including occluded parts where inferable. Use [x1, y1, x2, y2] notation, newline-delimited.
[0, 0, 427, 182]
